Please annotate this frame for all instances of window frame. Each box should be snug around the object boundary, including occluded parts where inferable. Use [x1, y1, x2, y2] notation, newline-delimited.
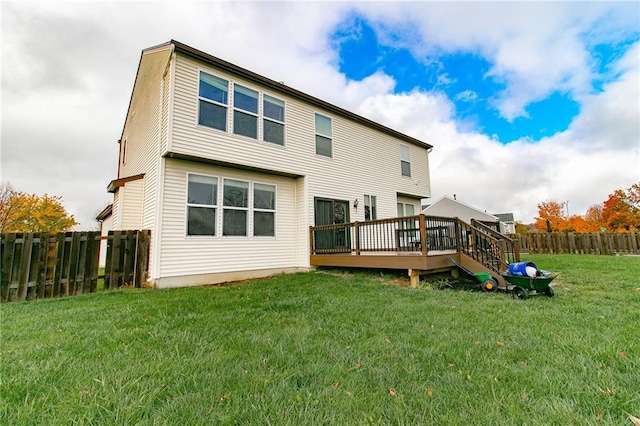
[314, 112, 333, 158]
[232, 83, 259, 139]
[364, 194, 377, 221]
[263, 94, 286, 146]
[400, 144, 411, 177]
[197, 71, 229, 132]
[253, 182, 277, 237]
[222, 178, 250, 237]
[186, 173, 219, 237]
[397, 202, 416, 217]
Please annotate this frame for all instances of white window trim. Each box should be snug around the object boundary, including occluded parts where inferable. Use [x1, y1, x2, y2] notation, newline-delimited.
[232, 83, 260, 140]
[197, 70, 230, 134]
[400, 144, 411, 177]
[253, 181, 277, 238]
[262, 94, 286, 147]
[185, 172, 219, 238]
[314, 112, 333, 159]
[364, 194, 377, 221]
[222, 178, 250, 238]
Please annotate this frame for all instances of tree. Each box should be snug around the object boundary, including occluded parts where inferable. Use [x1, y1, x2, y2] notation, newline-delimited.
[0, 183, 78, 232]
[583, 204, 606, 232]
[602, 184, 640, 232]
[534, 200, 568, 232]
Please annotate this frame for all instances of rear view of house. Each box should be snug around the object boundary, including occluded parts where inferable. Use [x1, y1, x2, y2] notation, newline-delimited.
[106, 40, 432, 288]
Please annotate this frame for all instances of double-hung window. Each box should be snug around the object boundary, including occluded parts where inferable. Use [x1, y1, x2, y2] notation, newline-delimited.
[233, 84, 258, 139]
[364, 195, 377, 221]
[254, 183, 276, 236]
[223, 179, 249, 236]
[400, 144, 411, 177]
[187, 174, 218, 236]
[315, 113, 332, 157]
[263, 95, 285, 145]
[198, 72, 228, 131]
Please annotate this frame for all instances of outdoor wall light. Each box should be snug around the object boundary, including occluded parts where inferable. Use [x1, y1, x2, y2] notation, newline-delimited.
[353, 199, 359, 208]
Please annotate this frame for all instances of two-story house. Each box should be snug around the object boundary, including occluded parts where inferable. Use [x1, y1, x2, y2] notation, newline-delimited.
[107, 40, 432, 288]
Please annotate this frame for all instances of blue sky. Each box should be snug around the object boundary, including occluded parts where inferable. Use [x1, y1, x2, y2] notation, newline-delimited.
[331, 14, 637, 143]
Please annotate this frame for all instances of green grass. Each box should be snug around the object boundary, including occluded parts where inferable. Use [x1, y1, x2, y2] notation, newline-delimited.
[1, 254, 639, 425]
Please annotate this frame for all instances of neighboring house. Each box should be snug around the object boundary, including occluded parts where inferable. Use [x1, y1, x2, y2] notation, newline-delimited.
[421, 196, 500, 230]
[95, 204, 113, 267]
[107, 40, 432, 288]
[494, 213, 516, 234]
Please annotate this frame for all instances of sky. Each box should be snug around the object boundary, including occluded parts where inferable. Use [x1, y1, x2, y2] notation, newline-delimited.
[1, 1, 639, 229]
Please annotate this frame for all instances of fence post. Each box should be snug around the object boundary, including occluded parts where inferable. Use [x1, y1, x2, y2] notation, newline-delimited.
[17, 233, 34, 301]
[1, 234, 16, 302]
[35, 232, 48, 299]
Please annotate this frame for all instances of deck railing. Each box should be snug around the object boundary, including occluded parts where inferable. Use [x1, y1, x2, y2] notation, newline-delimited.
[310, 215, 520, 271]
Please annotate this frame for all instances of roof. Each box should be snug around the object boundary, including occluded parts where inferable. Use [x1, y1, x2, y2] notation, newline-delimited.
[107, 173, 145, 193]
[494, 213, 515, 222]
[422, 195, 499, 222]
[96, 204, 112, 221]
[146, 40, 433, 151]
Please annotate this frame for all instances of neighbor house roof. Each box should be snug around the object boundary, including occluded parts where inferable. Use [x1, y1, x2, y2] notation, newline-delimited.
[494, 213, 515, 222]
[96, 204, 112, 221]
[147, 40, 433, 151]
[422, 195, 499, 223]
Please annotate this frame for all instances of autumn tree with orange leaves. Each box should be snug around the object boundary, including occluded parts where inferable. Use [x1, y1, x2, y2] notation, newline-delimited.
[602, 183, 640, 232]
[532, 183, 639, 233]
[0, 182, 78, 232]
[534, 200, 568, 232]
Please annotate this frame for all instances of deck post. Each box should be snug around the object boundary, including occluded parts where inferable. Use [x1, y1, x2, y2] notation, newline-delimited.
[309, 226, 314, 255]
[419, 215, 427, 256]
[408, 269, 422, 288]
[355, 222, 360, 255]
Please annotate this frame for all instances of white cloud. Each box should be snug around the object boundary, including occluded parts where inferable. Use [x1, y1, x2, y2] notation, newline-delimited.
[1, 1, 638, 229]
[454, 90, 478, 102]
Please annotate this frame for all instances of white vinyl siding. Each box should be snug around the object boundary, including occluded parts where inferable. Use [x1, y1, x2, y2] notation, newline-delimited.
[170, 55, 430, 219]
[120, 179, 145, 229]
[159, 160, 297, 278]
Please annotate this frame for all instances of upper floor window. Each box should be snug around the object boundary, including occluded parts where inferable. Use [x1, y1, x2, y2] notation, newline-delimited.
[187, 174, 218, 236]
[233, 84, 259, 139]
[254, 183, 276, 236]
[400, 144, 411, 177]
[364, 195, 377, 221]
[315, 113, 332, 158]
[263, 95, 285, 145]
[198, 72, 228, 131]
[223, 179, 249, 236]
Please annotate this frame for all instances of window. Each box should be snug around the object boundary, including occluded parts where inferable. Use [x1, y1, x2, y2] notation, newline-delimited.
[397, 203, 415, 217]
[364, 195, 377, 221]
[315, 113, 332, 157]
[263, 95, 285, 145]
[400, 144, 411, 177]
[254, 183, 276, 236]
[233, 84, 258, 139]
[198, 72, 228, 131]
[223, 179, 249, 236]
[187, 174, 218, 236]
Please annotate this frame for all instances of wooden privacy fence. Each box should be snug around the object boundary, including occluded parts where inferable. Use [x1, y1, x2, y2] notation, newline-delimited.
[515, 232, 640, 255]
[0, 230, 150, 302]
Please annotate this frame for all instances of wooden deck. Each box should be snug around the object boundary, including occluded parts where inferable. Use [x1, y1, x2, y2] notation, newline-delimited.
[309, 215, 519, 288]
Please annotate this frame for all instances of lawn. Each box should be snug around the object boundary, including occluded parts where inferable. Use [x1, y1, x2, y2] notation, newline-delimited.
[1, 254, 639, 425]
